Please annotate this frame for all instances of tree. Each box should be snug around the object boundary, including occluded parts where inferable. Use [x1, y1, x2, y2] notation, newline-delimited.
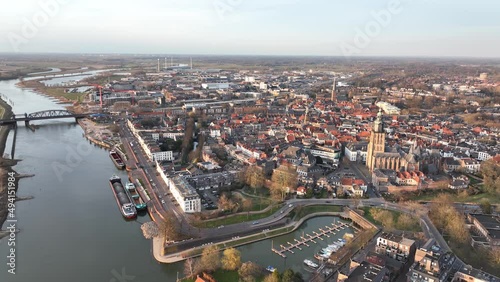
[181, 117, 195, 163]
[183, 258, 196, 278]
[352, 196, 361, 209]
[157, 212, 181, 242]
[238, 261, 262, 282]
[480, 199, 492, 214]
[199, 245, 220, 273]
[429, 194, 470, 244]
[140, 221, 159, 239]
[271, 164, 298, 201]
[480, 159, 500, 195]
[245, 166, 265, 193]
[490, 248, 500, 266]
[397, 213, 418, 231]
[263, 271, 281, 282]
[371, 208, 394, 231]
[242, 198, 253, 219]
[282, 269, 304, 282]
[221, 248, 241, 271]
[218, 193, 237, 212]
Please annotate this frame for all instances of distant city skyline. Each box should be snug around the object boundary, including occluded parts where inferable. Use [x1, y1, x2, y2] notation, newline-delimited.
[1, 0, 499, 57]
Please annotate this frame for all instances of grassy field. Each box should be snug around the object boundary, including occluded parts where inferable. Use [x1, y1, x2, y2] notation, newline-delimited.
[192, 204, 282, 228]
[361, 207, 421, 232]
[295, 205, 342, 219]
[20, 79, 86, 102]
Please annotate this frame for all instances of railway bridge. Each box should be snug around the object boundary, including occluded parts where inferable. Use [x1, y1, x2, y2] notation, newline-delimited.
[0, 109, 88, 126]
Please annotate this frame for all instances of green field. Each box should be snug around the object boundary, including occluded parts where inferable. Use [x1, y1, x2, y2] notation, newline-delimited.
[295, 205, 342, 219]
[361, 207, 421, 232]
[192, 204, 282, 228]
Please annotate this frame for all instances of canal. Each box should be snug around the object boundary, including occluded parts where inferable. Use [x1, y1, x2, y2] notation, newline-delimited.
[0, 74, 350, 281]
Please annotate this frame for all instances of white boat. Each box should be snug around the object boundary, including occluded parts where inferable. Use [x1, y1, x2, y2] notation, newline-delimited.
[266, 266, 277, 273]
[304, 259, 319, 269]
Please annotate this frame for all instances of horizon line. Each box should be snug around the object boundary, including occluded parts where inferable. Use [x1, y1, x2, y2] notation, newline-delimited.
[1, 51, 499, 60]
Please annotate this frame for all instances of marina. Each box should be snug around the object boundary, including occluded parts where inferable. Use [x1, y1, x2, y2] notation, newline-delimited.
[271, 221, 349, 258]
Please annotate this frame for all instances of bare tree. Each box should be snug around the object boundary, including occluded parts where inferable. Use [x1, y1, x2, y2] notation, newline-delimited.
[238, 261, 262, 282]
[140, 221, 159, 239]
[183, 258, 196, 278]
[199, 245, 220, 273]
[271, 164, 298, 201]
[157, 212, 181, 242]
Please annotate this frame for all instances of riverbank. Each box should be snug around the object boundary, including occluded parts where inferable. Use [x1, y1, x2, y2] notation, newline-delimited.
[17, 79, 83, 103]
[153, 212, 346, 264]
[78, 118, 120, 149]
[0, 97, 17, 238]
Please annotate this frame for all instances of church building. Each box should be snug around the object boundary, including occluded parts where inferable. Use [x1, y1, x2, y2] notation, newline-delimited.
[366, 109, 420, 172]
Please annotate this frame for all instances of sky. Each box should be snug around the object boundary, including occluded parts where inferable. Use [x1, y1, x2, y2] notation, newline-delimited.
[0, 0, 499, 57]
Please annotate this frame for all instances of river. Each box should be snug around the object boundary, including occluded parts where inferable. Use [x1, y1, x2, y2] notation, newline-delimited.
[0, 75, 349, 281]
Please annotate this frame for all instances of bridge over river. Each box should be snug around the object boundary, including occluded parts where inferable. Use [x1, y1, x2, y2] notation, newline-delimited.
[0, 109, 88, 126]
[0, 109, 89, 159]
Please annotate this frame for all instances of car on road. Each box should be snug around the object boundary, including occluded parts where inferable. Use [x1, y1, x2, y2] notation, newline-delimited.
[288, 204, 294, 208]
[217, 225, 224, 229]
[161, 199, 165, 204]
[252, 221, 259, 225]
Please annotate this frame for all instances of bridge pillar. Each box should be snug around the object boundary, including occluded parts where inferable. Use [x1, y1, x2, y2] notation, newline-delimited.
[25, 120, 29, 126]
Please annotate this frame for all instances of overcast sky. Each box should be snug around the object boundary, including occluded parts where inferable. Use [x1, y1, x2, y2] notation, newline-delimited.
[1, 0, 499, 57]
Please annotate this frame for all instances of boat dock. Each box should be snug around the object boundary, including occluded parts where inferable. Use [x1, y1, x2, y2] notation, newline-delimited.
[271, 221, 349, 258]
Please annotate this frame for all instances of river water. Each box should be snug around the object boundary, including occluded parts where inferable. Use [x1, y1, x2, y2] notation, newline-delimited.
[0, 76, 349, 281]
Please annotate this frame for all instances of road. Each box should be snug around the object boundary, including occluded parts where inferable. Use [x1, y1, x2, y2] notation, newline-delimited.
[118, 121, 190, 231]
[117, 120, 457, 262]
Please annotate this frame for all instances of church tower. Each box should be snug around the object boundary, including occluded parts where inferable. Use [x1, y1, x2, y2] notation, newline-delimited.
[331, 78, 337, 102]
[366, 109, 386, 171]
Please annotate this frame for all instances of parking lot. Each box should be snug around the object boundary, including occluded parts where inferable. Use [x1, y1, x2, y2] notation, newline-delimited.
[198, 189, 220, 210]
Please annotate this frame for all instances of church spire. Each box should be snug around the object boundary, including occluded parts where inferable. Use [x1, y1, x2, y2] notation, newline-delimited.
[373, 108, 384, 133]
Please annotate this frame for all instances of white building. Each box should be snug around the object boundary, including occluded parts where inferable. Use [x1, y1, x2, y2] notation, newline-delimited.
[344, 142, 368, 163]
[165, 175, 201, 213]
[309, 146, 340, 163]
[244, 76, 255, 83]
[477, 151, 493, 161]
[460, 159, 481, 174]
[376, 101, 401, 115]
[152, 151, 174, 161]
[201, 83, 229, 90]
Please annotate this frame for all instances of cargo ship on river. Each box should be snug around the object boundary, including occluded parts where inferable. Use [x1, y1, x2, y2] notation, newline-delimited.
[109, 150, 125, 170]
[109, 175, 137, 219]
